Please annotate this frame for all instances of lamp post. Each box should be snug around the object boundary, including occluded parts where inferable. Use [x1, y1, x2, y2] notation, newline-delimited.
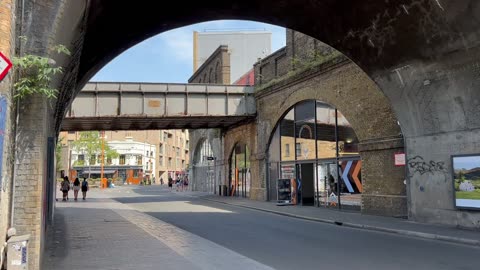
[100, 131, 105, 188]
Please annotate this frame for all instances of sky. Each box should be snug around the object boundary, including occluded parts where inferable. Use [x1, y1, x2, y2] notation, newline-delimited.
[91, 20, 286, 83]
[453, 156, 480, 170]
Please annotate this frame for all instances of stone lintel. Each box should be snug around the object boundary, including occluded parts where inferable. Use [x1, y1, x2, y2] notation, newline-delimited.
[358, 136, 404, 152]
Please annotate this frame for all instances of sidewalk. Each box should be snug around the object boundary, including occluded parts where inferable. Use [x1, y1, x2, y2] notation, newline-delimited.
[42, 189, 274, 270]
[193, 194, 480, 247]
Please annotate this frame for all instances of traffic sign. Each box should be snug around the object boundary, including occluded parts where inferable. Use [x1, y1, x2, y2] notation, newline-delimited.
[0, 52, 12, 82]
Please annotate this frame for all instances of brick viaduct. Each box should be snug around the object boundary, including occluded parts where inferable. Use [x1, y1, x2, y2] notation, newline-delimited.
[1, 1, 480, 268]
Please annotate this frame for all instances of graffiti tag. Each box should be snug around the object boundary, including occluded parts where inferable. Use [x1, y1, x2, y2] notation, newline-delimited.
[407, 155, 447, 176]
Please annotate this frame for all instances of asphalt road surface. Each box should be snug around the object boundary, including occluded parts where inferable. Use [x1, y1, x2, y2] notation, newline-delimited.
[112, 186, 479, 270]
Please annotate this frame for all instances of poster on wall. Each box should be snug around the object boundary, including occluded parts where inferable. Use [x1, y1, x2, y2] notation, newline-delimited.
[452, 155, 480, 210]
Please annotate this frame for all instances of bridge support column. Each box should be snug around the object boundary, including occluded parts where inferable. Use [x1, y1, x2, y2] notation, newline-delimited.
[13, 94, 54, 270]
[0, 0, 17, 267]
[358, 136, 407, 217]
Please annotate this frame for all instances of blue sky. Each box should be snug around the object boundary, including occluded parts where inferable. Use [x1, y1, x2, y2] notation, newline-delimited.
[453, 156, 480, 170]
[92, 20, 286, 83]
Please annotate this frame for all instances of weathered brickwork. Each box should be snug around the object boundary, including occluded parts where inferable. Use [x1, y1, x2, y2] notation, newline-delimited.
[0, 0, 16, 267]
[255, 36, 406, 216]
[223, 123, 265, 201]
[189, 45, 231, 84]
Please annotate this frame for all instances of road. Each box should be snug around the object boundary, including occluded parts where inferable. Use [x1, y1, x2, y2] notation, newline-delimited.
[110, 186, 479, 270]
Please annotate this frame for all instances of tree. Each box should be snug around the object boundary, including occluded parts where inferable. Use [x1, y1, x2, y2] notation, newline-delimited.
[56, 135, 65, 174]
[71, 131, 119, 179]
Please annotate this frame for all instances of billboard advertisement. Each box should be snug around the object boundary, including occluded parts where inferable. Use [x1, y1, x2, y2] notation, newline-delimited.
[452, 154, 480, 210]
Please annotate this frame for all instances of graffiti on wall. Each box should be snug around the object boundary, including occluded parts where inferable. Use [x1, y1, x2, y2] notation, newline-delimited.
[407, 155, 448, 181]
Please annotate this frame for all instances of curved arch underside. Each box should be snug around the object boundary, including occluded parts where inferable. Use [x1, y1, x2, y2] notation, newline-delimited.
[81, 0, 479, 85]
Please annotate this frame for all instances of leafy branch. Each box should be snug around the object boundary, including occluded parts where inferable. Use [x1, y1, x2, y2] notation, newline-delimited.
[12, 38, 70, 100]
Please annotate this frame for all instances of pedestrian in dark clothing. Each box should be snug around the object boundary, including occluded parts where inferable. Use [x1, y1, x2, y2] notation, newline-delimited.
[81, 178, 89, 200]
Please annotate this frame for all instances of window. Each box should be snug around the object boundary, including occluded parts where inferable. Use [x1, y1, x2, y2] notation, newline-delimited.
[89, 155, 96, 165]
[133, 170, 139, 177]
[119, 154, 126, 165]
[285, 144, 290, 157]
[77, 154, 85, 165]
[159, 143, 164, 154]
[295, 143, 302, 157]
[168, 158, 172, 167]
[107, 157, 112, 165]
[163, 132, 168, 142]
[159, 156, 163, 166]
[146, 151, 149, 157]
[176, 147, 180, 157]
[136, 155, 142, 165]
[182, 160, 185, 168]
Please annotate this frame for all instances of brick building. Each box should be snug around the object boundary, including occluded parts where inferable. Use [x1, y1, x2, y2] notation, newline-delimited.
[60, 130, 190, 184]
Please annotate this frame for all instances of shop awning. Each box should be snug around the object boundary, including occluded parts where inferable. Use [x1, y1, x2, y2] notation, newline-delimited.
[82, 170, 116, 174]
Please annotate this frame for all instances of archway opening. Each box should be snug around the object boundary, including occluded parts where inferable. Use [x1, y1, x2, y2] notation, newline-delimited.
[229, 143, 251, 198]
[267, 100, 361, 210]
[192, 138, 215, 192]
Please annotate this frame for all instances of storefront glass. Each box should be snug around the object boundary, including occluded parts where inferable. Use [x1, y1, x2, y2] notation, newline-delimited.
[230, 143, 250, 198]
[267, 100, 362, 210]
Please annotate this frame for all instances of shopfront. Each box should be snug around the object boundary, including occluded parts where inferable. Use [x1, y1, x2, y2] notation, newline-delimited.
[229, 143, 251, 198]
[267, 100, 362, 209]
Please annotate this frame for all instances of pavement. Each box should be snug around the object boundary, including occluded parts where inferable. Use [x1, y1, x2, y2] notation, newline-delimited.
[43, 188, 274, 270]
[191, 193, 480, 247]
[43, 185, 480, 269]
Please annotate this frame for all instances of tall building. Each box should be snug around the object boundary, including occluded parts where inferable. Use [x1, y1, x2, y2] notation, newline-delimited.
[193, 30, 271, 83]
[59, 130, 190, 183]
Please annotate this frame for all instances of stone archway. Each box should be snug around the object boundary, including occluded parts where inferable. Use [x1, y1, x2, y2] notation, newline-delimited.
[189, 129, 224, 193]
[257, 61, 405, 216]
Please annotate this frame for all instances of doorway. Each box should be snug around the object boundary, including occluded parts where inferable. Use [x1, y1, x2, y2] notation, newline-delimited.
[296, 163, 315, 206]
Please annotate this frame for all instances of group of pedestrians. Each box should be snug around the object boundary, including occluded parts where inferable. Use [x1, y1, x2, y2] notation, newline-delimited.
[60, 176, 89, 201]
[166, 176, 188, 191]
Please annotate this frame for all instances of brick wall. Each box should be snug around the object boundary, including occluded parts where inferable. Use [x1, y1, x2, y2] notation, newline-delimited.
[0, 0, 15, 267]
[189, 45, 230, 84]
[255, 58, 406, 216]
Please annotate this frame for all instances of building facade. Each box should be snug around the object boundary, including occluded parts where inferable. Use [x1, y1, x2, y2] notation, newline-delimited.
[60, 130, 190, 184]
[193, 30, 271, 83]
[69, 138, 155, 185]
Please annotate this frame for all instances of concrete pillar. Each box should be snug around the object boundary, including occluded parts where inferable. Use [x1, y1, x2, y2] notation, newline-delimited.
[359, 136, 407, 217]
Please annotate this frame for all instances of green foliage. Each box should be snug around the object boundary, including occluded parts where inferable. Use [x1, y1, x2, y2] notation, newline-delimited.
[56, 136, 65, 172]
[12, 38, 70, 100]
[256, 50, 342, 92]
[456, 190, 480, 200]
[71, 131, 119, 167]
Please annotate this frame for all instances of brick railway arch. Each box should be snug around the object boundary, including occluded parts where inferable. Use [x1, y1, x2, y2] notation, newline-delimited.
[13, 1, 480, 267]
[256, 61, 405, 215]
[54, 1, 480, 139]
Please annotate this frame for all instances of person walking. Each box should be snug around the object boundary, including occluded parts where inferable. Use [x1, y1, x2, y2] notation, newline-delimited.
[61, 176, 70, 201]
[81, 178, 89, 200]
[168, 177, 173, 190]
[73, 177, 81, 201]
